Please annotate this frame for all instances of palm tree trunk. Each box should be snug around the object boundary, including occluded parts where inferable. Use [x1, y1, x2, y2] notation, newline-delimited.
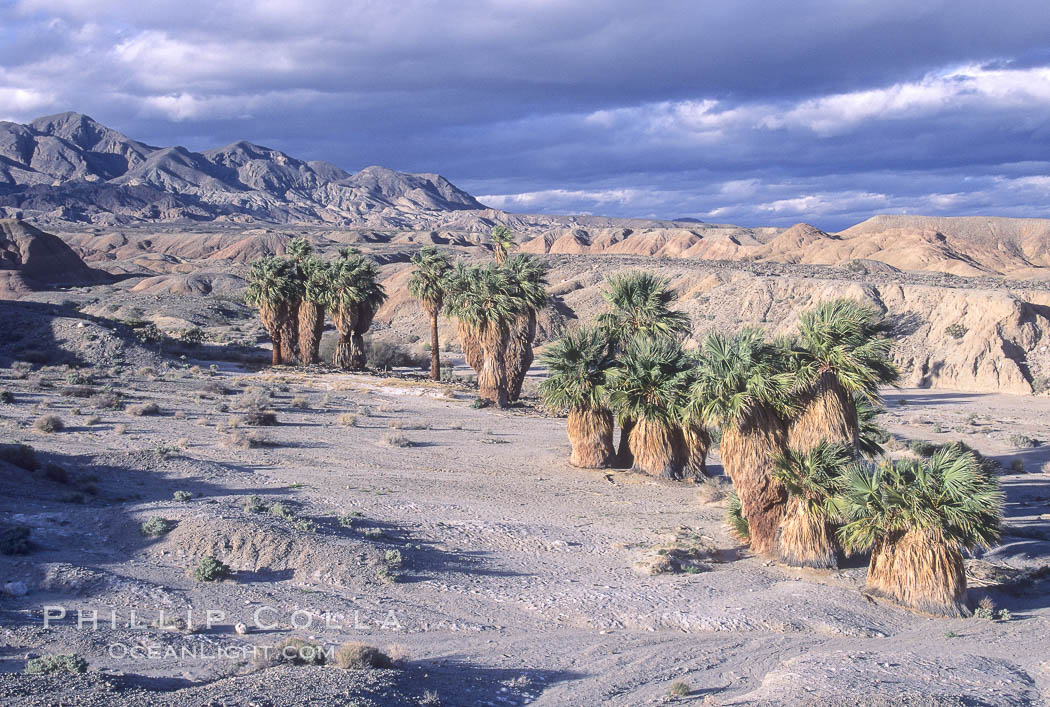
[478, 323, 510, 407]
[348, 305, 376, 370]
[787, 371, 859, 451]
[567, 407, 614, 468]
[298, 302, 325, 365]
[868, 528, 968, 617]
[259, 305, 282, 366]
[776, 497, 838, 569]
[331, 307, 358, 370]
[505, 311, 536, 402]
[616, 417, 635, 468]
[629, 418, 686, 479]
[680, 423, 711, 481]
[720, 407, 789, 557]
[429, 309, 441, 381]
[278, 299, 301, 365]
[458, 322, 484, 374]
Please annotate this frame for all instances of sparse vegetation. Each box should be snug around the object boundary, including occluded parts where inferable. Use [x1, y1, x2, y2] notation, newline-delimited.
[141, 517, 174, 537]
[192, 555, 231, 582]
[384, 549, 403, 568]
[334, 642, 393, 670]
[381, 431, 412, 448]
[668, 680, 692, 697]
[34, 414, 64, 433]
[0, 443, 38, 471]
[1009, 434, 1039, 449]
[338, 413, 358, 427]
[128, 402, 160, 416]
[25, 654, 87, 675]
[0, 523, 31, 555]
[242, 495, 266, 513]
[173, 490, 193, 502]
[945, 323, 968, 339]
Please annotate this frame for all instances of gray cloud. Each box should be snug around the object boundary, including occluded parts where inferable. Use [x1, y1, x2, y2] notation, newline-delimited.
[2, 0, 1050, 229]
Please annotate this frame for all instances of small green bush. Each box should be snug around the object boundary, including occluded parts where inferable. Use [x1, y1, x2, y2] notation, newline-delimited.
[668, 680, 692, 697]
[338, 512, 362, 527]
[1009, 434, 1039, 449]
[25, 654, 87, 675]
[292, 518, 317, 533]
[128, 402, 160, 416]
[908, 439, 938, 457]
[192, 555, 231, 582]
[269, 502, 295, 520]
[271, 637, 327, 666]
[242, 495, 266, 513]
[384, 549, 403, 568]
[173, 490, 193, 502]
[470, 397, 488, 409]
[945, 324, 968, 340]
[0, 390, 13, 404]
[141, 517, 173, 537]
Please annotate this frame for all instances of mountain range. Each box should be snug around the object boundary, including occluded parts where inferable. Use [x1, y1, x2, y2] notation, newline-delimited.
[0, 113, 488, 227]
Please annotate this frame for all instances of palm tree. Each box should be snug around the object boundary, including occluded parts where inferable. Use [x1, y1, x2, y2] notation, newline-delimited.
[329, 249, 386, 370]
[285, 236, 313, 262]
[540, 326, 615, 468]
[408, 247, 452, 380]
[787, 299, 899, 452]
[490, 225, 515, 265]
[607, 336, 694, 479]
[773, 442, 852, 569]
[503, 254, 549, 402]
[275, 237, 313, 365]
[244, 256, 300, 366]
[297, 255, 332, 365]
[445, 262, 485, 375]
[838, 445, 1002, 617]
[444, 262, 521, 406]
[691, 330, 796, 557]
[855, 394, 890, 459]
[596, 272, 691, 466]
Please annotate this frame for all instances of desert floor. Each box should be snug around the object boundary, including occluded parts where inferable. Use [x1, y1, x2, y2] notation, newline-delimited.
[1, 361, 1049, 706]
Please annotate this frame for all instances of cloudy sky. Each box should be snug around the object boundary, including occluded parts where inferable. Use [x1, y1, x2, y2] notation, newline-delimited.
[2, 0, 1050, 229]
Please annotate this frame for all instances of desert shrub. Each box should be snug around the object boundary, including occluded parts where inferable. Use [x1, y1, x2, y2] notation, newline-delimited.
[338, 413, 357, 427]
[1009, 434, 1039, 449]
[44, 464, 69, 484]
[1010, 459, 1025, 473]
[84, 415, 101, 426]
[192, 555, 231, 582]
[945, 324, 968, 340]
[269, 502, 295, 520]
[114, 424, 127, 435]
[420, 690, 441, 706]
[380, 432, 412, 448]
[292, 518, 317, 533]
[384, 549, 403, 568]
[0, 389, 12, 404]
[128, 402, 160, 416]
[25, 654, 87, 675]
[0, 523, 31, 555]
[270, 637, 327, 666]
[0, 443, 39, 470]
[201, 380, 231, 396]
[178, 328, 206, 346]
[242, 495, 266, 513]
[235, 387, 272, 412]
[290, 396, 309, 409]
[173, 490, 193, 502]
[668, 680, 691, 697]
[366, 339, 428, 370]
[334, 642, 392, 670]
[239, 410, 278, 426]
[141, 517, 174, 537]
[133, 323, 164, 346]
[907, 439, 938, 457]
[376, 566, 398, 584]
[338, 512, 362, 527]
[470, 397, 487, 409]
[34, 415, 64, 433]
[59, 385, 95, 398]
[695, 478, 730, 505]
[91, 392, 123, 410]
[223, 430, 268, 448]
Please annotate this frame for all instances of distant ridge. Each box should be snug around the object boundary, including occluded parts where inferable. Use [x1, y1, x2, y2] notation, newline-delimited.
[0, 112, 486, 227]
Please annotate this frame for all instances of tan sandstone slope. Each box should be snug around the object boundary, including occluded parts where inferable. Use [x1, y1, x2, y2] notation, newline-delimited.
[0, 218, 111, 297]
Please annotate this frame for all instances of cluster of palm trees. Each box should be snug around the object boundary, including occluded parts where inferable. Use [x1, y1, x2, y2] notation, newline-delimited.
[541, 274, 1003, 617]
[245, 238, 386, 369]
[408, 228, 549, 407]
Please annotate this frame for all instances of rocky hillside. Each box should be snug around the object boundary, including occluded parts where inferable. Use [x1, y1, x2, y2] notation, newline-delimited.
[0, 218, 110, 297]
[0, 113, 487, 227]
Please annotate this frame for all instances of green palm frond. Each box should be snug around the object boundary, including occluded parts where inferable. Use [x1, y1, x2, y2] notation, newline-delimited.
[285, 237, 313, 262]
[726, 490, 750, 542]
[408, 246, 452, 315]
[503, 254, 549, 313]
[539, 326, 613, 412]
[606, 335, 693, 424]
[773, 441, 853, 520]
[855, 393, 890, 458]
[793, 298, 900, 402]
[596, 271, 690, 345]
[244, 256, 300, 310]
[490, 225, 516, 263]
[330, 250, 386, 314]
[300, 255, 333, 305]
[690, 329, 797, 429]
[443, 261, 522, 330]
[837, 445, 1002, 553]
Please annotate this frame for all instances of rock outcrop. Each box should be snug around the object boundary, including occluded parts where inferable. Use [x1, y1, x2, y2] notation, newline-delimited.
[0, 218, 110, 297]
